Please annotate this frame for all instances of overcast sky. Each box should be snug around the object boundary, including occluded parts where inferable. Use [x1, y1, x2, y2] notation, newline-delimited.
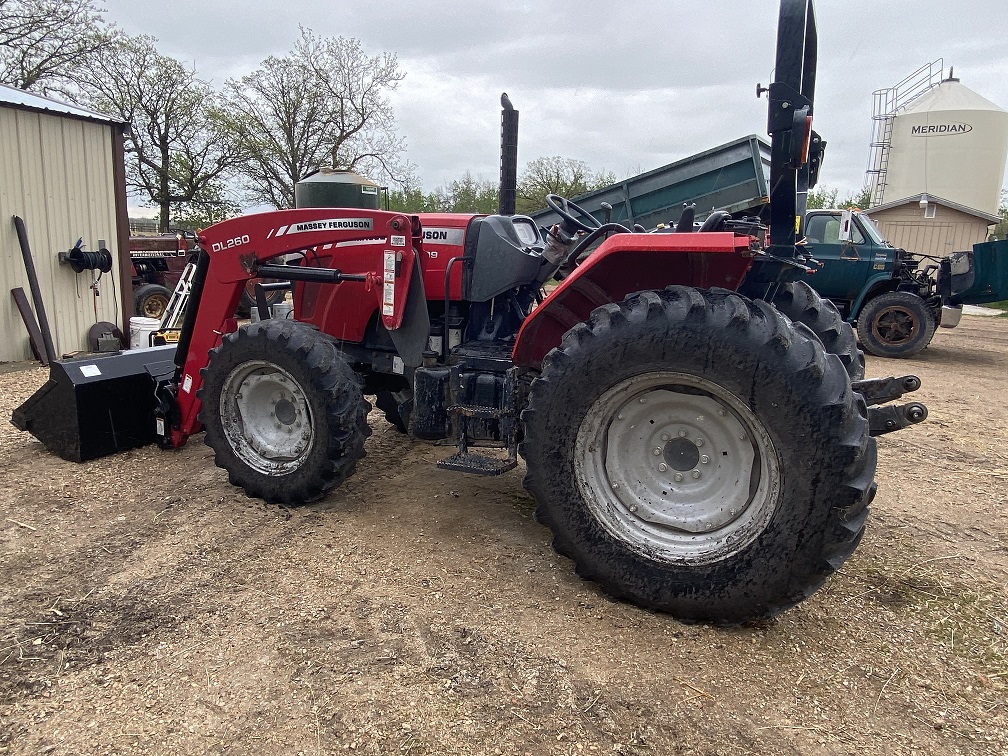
[99, 0, 1008, 207]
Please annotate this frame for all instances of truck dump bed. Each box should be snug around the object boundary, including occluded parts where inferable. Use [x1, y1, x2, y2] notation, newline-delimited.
[529, 135, 771, 230]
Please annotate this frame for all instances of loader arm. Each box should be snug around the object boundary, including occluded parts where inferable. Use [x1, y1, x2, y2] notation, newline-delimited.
[167, 208, 421, 449]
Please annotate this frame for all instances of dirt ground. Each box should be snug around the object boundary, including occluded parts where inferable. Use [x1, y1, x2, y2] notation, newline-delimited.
[1, 314, 1006, 756]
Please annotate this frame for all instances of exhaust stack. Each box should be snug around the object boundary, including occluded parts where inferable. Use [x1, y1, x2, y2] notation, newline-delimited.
[498, 93, 519, 215]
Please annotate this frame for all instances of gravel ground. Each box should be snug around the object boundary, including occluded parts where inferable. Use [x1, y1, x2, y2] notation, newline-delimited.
[0, 314, 1006, 755]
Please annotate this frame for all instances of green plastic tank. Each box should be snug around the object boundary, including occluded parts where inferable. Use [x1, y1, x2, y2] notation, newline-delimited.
[295, 169, 381, 209]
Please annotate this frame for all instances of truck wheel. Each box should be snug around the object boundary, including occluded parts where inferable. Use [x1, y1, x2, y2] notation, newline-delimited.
[520, 286, 876, 624]
[198, 319, 371, 505]
[857, 291, 936, 358]
[134, 284, 171, 319]
[772, 281, 865, 380]
[375, 388, 412, 433]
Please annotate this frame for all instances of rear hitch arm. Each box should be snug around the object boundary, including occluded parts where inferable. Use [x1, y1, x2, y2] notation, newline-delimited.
[851, 375, 921, 407]
[851, 375, 928, 437]
[867, 402, 928, 436]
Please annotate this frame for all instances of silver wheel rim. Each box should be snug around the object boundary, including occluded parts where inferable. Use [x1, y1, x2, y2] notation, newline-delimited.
[574, 372, 781, 564]
[219, 360, 315, 475]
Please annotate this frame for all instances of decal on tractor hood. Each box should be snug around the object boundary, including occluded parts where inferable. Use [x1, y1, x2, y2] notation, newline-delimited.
[270, 218, 374, 237]
[422, 227, 465, 246]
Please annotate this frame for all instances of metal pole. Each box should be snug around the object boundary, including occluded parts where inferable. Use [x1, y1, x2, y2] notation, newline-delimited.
[12, 216, 56, 362]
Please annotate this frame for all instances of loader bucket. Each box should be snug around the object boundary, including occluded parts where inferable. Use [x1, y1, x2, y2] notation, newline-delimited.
[11, 345, 176, 462]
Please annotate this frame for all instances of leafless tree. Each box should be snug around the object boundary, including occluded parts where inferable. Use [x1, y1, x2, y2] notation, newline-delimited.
[224, 29, 410, 209]
[222, 51, 338, 209]
[73, 33, 240, 231]
[516, 156, 616, 215]
[0, 0, 114, 92]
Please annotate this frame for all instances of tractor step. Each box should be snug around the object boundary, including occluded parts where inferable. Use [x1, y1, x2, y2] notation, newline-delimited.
[437, 450, 517, 476]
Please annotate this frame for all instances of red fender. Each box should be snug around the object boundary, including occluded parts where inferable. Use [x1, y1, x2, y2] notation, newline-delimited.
[512, 232, 755, 368]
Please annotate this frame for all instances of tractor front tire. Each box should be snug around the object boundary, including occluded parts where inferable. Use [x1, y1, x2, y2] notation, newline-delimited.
[134, 284, 171, 320]
[857, 291, 936, 358]
[199, 320, 371, 505]
[521, 286, 876, 624]
[772, 281, 865, 380]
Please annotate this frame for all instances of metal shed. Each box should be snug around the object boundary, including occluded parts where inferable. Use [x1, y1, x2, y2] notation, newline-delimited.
[0, 84, 131, 362]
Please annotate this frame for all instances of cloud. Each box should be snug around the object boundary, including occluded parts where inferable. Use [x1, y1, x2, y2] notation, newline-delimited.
[104, 0, 1008, 203]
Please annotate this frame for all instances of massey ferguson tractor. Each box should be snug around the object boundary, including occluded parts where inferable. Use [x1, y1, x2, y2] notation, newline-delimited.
[13, 0, 928, 623]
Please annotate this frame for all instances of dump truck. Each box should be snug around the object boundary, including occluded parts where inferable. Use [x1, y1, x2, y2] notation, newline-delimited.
[800, 209, 1008, 357]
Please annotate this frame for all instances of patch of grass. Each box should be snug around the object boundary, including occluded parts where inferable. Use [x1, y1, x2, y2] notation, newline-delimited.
[841, 538, 1008, 676]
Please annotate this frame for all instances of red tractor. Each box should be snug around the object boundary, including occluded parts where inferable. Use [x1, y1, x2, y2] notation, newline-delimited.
[14, 0, 926, 623]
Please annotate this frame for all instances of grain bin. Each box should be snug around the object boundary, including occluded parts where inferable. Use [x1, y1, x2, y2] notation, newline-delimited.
[880, 76, 1008, 215]
[294, 168, 381, 210]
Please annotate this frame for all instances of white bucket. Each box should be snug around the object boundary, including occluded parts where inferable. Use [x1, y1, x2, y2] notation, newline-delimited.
[129, 316, 161, 349]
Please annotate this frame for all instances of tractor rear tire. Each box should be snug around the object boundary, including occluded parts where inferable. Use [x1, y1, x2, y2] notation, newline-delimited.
[375, 388, 412, 433]
[198, 319, 371, 505]
[520, 286, 876, 624]
[772, 281, 865, 380]
[857, 291, 936, 358]
[134, 284, 171, 320]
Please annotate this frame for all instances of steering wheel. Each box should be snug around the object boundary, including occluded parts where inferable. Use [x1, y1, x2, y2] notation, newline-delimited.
[545, 194, 602, 234]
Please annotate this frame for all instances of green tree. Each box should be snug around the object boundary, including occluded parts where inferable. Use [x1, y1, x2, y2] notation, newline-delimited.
[386, 182, 438, 213]
[516, 156, 616, 215]
[73, 34, 240, 231]
[0, 0, 114, 92]
[433, 173, 499, 213]
[806, 186, 839, 210]
[170, 183, 241, 231]
[387, 174, 498, 214]
[806, 185, 871, 211]
[990, 200, 1008, 241]
[844, 186, 872, 210]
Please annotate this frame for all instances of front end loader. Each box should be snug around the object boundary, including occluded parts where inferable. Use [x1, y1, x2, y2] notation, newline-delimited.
[13, 0, 927, 623]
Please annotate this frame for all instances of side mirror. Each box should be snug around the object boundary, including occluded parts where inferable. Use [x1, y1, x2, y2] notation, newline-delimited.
[838, 210, 853, 243]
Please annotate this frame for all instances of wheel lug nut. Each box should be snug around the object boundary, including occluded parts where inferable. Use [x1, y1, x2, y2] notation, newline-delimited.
[639, 397, 647, 404]
[658, 463, 668, 472]
[678, 429, 688, 438]
[629, 504, 638, 513]
[661, 433, 670, 442]
[653, 447, 662, 456]
[695, 438, 704, 447]
[700, 455, 710, 464]
[674, 473, 684, 482]
[692, 470, 701, 479]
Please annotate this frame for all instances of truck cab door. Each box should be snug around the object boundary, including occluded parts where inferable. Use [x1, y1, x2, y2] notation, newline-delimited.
[803, 212, 877, 314]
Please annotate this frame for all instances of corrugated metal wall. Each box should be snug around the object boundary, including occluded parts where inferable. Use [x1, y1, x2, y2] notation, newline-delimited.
[871, 204, 991, 257]
[0, 105, 121, 361]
